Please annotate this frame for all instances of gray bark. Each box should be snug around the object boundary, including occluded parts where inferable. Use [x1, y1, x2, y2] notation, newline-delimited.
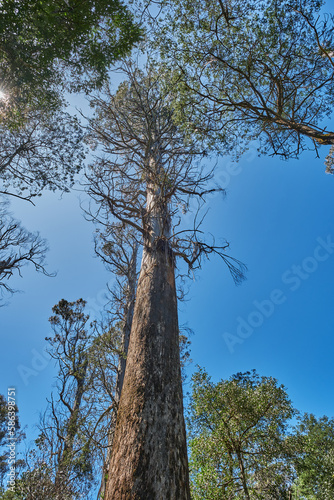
[105, 174, 190, 499]
[115, 245, 138, 400]
[99, 244, 138, 499]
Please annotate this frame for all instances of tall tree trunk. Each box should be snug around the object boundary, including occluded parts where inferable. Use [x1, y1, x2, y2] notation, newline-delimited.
[105, 171, 190, 498]
[99, 244, 138, 499]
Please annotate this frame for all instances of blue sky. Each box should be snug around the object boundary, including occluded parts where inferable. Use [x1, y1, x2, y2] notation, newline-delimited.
[183, 143, 334, 419]
[2, 131, 334, 447]
[1, 88, 334, 494]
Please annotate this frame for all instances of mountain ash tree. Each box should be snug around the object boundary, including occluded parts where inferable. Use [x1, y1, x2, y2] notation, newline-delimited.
[86, 59, 245, 499]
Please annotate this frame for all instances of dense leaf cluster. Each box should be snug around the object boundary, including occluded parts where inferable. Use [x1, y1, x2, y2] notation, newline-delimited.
[188, 369, 334, 499]
[0, 0, 142, 96]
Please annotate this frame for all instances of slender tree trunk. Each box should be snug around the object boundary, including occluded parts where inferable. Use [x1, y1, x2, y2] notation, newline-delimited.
[105, 169, 190, 498]
[99, 245, 138, 499]
[237, 451, 250, 500]
[115, 244, 138, 400]
[55, 357, 88, 498]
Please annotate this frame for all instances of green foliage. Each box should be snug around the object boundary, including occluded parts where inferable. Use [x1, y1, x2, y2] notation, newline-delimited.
[0, 1, 141, 204]
[155, 0, 334, 162]
[0, 0, 142, 97]
[188, 368, 296, 499]
[292, 414, 334, 499]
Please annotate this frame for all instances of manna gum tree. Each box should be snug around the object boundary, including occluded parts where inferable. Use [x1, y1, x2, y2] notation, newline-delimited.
[87, 60, 245, 498]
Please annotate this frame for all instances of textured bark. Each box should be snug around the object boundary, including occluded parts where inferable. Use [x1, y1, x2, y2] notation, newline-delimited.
[105, 178, 190, 499]
[99, 245, 138, 499]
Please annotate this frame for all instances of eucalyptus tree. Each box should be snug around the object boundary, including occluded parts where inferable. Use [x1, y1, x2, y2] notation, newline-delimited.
[292, 413, 334, 499]
[34, 299, 120, 499]
[48, 299, 95, 497]
[86, 60, 245, 498]
[3, 299, 121, 499]
[188, 369, 297, 500]
[156, 0, 334, 170]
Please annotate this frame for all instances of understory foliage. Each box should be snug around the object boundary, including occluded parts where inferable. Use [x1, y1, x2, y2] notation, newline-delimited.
[0, 291, 193, 499]
[2, 365, 334, 498]
[292, 414, 334, 499]
[6, 299, 122, 499]
[187, 369, 334, 499]
[188, 369, 297, 499]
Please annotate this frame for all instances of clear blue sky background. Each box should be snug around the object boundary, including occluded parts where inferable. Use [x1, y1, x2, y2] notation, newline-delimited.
[1, 75, 334, 491]
[1, 129, 334, 446]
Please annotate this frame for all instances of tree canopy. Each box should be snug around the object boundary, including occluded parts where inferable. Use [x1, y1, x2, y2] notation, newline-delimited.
[0, 0, 142, 99]
[292, 413, 334, 499]
[86, 60, 246, 282]
[156, 0, 334, 169]
[187, 369, 297, 499]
